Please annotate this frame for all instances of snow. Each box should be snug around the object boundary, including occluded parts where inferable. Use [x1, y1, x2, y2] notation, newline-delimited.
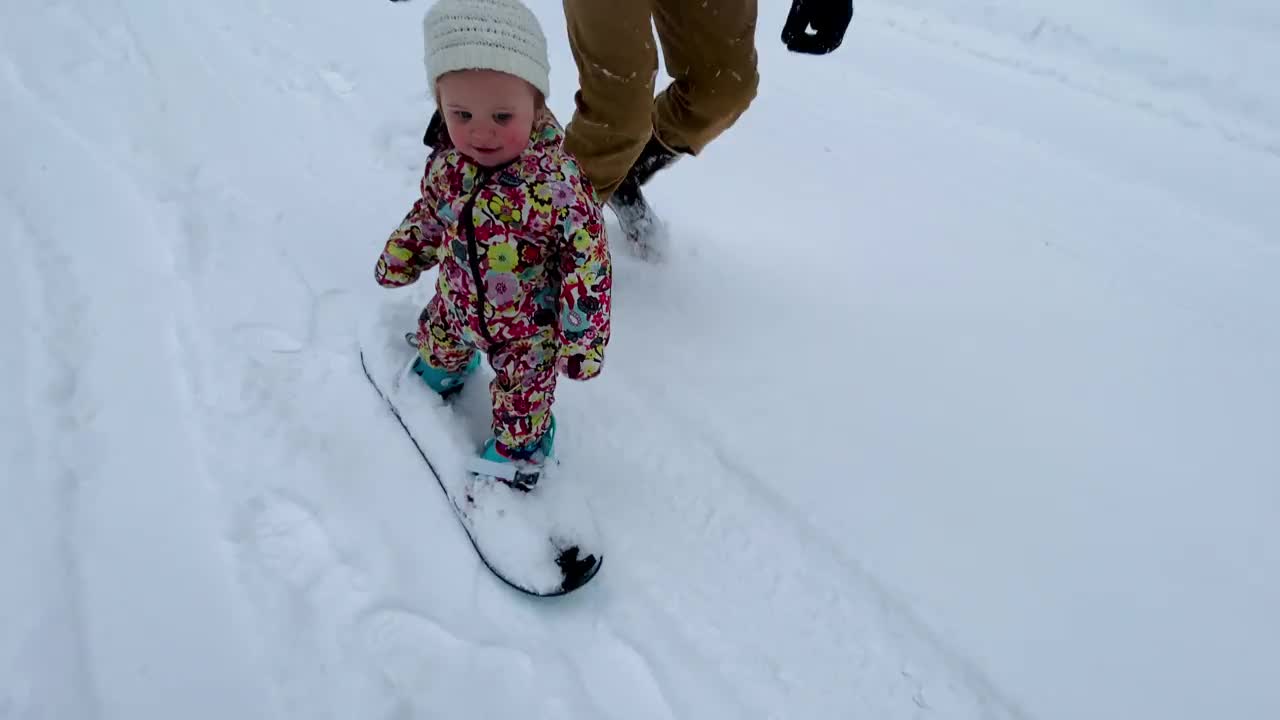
[2, 0, 1277, 719]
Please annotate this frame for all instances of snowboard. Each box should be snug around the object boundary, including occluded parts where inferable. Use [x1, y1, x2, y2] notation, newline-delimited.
[358, 296, 603, 596]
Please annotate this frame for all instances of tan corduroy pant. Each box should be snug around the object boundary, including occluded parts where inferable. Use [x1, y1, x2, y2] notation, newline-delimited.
[561, 0, 760, 202]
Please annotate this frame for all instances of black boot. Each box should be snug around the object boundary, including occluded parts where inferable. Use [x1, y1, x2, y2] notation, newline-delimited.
[630, 134, 681, 188]
[608, 135, 680, 258]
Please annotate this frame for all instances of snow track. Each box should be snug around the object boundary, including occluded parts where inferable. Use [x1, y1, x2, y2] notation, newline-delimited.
[3, 5, 273, 716]
[3, 1, 1276, 719]
[873, 0, 1280, 157]
[1, 206, 97, 720]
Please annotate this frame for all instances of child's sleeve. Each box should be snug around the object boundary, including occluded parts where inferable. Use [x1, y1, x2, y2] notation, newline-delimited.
[554, 166, 612, 381]
[375, 175, 445, 288]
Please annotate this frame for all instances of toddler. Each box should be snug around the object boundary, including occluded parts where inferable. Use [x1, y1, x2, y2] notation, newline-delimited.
[375, 0, 611, 486]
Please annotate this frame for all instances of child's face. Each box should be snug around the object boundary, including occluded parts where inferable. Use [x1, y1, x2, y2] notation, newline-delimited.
[437, 70, 538, 167]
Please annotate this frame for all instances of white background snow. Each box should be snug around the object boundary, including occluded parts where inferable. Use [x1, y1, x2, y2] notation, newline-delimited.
[3, 0, 1277, 718]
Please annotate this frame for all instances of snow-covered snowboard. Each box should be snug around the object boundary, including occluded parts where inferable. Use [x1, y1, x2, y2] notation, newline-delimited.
[358, 296, 603, 596]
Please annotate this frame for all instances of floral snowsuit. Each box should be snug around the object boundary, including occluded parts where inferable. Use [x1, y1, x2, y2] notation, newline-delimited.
[375, 108, 611, 451]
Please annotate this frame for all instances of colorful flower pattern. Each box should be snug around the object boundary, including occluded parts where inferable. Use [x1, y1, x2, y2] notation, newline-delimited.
[375, 108, 611, 447]
[418, 295, 557, 450]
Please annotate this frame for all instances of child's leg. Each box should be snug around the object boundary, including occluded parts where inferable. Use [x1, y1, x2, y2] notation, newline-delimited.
[487, 334, 559, 454]
[417, 295, 476, 372]
[411, 296, 481, 396]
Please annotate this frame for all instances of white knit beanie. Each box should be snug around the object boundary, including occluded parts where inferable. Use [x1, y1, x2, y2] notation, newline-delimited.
[423, 0, 551, 100]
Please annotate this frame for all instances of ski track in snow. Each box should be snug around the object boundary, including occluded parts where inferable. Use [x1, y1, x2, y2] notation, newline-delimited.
[4, 0, 1277, 719]
[867, 0, 1280, 158]
[4, 3, 275, 716]
[0, 203, 97, 720]
[556, 274, 1028, 719]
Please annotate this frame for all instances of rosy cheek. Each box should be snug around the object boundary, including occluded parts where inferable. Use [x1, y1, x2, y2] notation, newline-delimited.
[448, 120, 474, 147]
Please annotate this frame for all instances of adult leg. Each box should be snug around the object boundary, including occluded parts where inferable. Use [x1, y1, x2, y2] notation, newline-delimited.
[651, 0, 760, 156]
[561, 0, 659, 203]
[604, 0, 761, 256]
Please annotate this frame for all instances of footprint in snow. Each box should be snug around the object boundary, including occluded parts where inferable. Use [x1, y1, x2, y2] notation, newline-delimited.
[319, 66, 355, 98]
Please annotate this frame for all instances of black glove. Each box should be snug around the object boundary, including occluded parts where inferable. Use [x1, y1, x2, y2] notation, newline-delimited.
[781, 0, 854, 55]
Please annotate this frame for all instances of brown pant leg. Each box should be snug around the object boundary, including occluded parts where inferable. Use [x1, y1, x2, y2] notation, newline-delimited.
[561, 0, 659, 203]
[651, 0, 760, 155]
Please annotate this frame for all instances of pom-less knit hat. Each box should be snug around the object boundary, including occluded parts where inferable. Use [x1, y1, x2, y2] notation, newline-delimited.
[423, 0, 551, 100]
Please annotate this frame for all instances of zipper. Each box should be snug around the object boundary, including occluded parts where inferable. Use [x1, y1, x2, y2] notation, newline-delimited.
[462, 168, 497, 345]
